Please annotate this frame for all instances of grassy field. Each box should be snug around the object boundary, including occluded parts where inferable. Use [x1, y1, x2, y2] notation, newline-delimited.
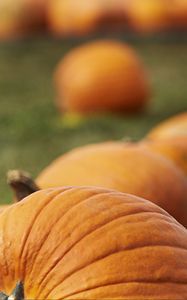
[0, 35, 187, 203]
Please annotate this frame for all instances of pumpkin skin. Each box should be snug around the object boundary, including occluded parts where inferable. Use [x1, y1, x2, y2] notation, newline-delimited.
[126, 0, 170, 33]
[0, 0, 46, 40]
[168, 0, 187, 29]
[47, 0, 103, 36]
[0, 204, 9, 214]
[37, 142, 187, 227]
[147, 112, 187, 140]
[54, 40, 150, 114]
[141, 137, 187, 176]
[0, 186, 187, 299]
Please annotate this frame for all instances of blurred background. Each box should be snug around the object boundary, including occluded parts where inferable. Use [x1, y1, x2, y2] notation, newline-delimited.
[0, 0, 187, 202]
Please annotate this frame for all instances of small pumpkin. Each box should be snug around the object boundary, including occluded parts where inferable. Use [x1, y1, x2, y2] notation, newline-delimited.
[146, 112, 187, 140]
[37, 142, 187, 227]
[54, 40, 150, 114]
[0, 186, 186, 299]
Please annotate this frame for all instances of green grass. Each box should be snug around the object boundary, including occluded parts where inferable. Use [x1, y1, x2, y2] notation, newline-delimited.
[0, 36, 187, 203]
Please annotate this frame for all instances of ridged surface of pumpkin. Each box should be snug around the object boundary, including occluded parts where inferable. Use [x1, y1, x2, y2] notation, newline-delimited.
[0, 187, 187, 299]
[37, 142, 187, 227]
[54, 40, 150, 114]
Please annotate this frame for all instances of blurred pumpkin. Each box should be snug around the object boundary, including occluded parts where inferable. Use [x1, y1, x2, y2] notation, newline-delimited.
[127, 0, 170, 33]
[141, 137, 187, 176]
[37, 142, 187, 227]
[26, 0, 47, 30]
[54, 40, 150, 114]
[146, 112, 187, 140]
[0, 186, 186, 299]
[168, 0, 187, 29]
[0, 0, 46, 40]
[47, 0, 128, 37]
[47, 0, 102, 36]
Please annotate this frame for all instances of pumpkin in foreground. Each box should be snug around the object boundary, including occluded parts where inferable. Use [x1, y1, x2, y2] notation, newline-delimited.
[0, 186, 186, 299]
[37, 142, 187, 227]
[54, 40, 150, 114]
[147, 112, 187, 140]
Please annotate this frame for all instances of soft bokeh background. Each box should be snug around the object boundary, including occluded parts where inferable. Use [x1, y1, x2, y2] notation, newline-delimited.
[0, 0, 187, 202]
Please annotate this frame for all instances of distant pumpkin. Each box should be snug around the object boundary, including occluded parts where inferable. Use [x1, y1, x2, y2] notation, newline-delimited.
[127, 0, 170, 33]
[0, 0, 46, 40]
[147, 112, 187, 140]
[47, 0, 128, 37]
[54, 40, 150, 114]
[0, 186, 186, 299]
[37, 142, 187, 227]
[168, 0, 187, 29]
[47, 0, 103, 36]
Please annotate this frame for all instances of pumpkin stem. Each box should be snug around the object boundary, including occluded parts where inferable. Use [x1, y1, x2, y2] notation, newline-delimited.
[0, 281, 24, 300]
[7, 170, 39, 202]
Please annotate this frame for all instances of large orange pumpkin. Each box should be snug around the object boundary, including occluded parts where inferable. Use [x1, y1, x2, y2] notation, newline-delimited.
[54, 40, 150, 114]
[0, 0, 46, 40]
[0, 186, 186, 299]
[141, 137, 187, 176]
[37, 142, 187, 227]
[147, 112, 187, 140]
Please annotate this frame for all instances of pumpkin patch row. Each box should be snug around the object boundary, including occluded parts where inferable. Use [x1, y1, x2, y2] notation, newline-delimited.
[1, 112, 187, 229]
[0, 0, 187, 40]
[48, 0, 187, 37]
[0, 115, 187, 299]
[36, 112, 187, 228]
[0, 7, 187, 298]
